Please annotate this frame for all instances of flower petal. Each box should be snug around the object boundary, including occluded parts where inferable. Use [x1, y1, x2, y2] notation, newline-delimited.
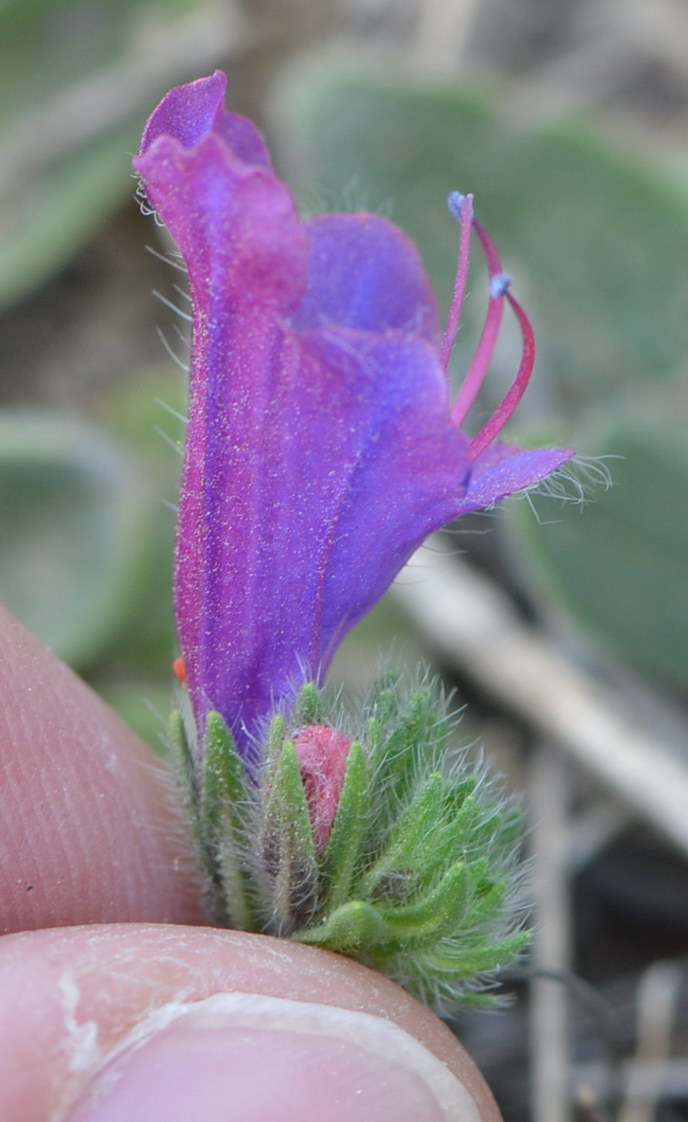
[178, 320, 468, 757]
[302, 329, 467, 664]
[135, 130, 307, 309]
[292, 214, 439, 340]
[139, 70, 271, 168]
[461, 442, 574, 513]
[135, 74, 576, 767]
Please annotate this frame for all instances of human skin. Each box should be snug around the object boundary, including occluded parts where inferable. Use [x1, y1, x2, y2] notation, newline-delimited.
[0, 605, 503, 1121]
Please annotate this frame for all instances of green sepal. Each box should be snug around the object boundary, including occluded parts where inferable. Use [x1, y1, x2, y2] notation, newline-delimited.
[426, 787, 480, 872]
[320, 741, 369, 911]
[259, 739, 318, 934]
[373, 860, 471, 947]
[294, 681, 326, 726]
[415, 929, 531, 978]
[170, 675, 529, 1014]
[366, 680, 446, 832]
[358, 772, 446, 897]
[199, 711, 255, 930]
[297, 862, 472, 955]
[263, 713, 286, 767]
[294, 899, 387, 951]
[166, 708, 200, 838]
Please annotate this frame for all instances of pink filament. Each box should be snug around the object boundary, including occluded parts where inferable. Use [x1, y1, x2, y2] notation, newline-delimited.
[450, 217, 507, 428]
[468, 287, 536, 461]
[440, 193, 473, 371]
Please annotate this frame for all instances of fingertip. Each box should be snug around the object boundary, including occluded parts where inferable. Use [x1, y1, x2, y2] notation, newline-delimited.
[66, 994, 474, 1122]
[0, 606, 204, 931]
[1, 926, 502, 1122]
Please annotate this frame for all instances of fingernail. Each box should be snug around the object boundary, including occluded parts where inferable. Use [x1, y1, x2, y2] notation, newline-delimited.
[65, 992, 481, 1122]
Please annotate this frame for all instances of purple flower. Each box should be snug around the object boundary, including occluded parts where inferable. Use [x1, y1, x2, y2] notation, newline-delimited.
[135, 72, 573, 762]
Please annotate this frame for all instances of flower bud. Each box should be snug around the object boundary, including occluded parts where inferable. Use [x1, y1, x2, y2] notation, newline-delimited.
[293, 725, 352, 850]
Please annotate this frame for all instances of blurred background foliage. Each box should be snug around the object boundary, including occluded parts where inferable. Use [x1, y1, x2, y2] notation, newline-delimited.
[1, 1, 688, 1118]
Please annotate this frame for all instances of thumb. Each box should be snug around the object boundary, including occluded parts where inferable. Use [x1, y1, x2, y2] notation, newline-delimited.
[2, 925, 502, 1122]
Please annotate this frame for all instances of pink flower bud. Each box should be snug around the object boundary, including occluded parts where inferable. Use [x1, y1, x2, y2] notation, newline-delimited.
[293, 726, 352, 849]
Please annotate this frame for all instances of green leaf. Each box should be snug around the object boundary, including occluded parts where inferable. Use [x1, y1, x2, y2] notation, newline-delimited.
[201, 712, 250, 841]
[367, 684, 447, 823]
[167, 708, 197, 803]
[165, 709, 202, 857]
[417, 930, 530, 977]
[170, 678, 529, 1012]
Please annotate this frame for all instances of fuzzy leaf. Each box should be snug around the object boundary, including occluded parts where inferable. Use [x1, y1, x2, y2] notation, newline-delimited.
[167, 709, 197, 809]
[367, 684, 447, 824]
[417, 930, 530, 977]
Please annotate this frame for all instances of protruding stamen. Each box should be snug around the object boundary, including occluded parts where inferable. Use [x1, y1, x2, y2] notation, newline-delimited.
[468, 288, 536, 461]
[447, 190, 467, 222]
[440, 191, 474, 371]
[450, 217, 508, 428]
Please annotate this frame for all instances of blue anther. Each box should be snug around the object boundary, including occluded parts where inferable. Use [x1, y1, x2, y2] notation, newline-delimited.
[447, 190, 473, 222]
[490, 272, 512, 299]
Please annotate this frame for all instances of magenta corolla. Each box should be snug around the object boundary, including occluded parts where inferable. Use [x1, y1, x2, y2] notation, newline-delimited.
[135, 72, 572, 762]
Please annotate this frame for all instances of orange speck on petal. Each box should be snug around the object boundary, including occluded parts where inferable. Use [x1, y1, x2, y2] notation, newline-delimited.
[173, 656, 187, 686]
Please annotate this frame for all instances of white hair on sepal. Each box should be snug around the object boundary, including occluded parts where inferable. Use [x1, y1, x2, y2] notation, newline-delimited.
[154, 425, 184, 459]
[146, 244, 188, 274]
[153, 289, 192, 323]
[155, 327, 190, 374]
[530, 453, 617, 507]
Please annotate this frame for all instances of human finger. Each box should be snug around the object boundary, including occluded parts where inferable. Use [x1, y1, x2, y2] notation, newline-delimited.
[0, 605, 203, 932]
[1, 923, 503, 1122]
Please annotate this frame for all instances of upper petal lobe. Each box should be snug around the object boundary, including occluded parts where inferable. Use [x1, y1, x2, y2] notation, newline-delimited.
[292, 214, 439, 340]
